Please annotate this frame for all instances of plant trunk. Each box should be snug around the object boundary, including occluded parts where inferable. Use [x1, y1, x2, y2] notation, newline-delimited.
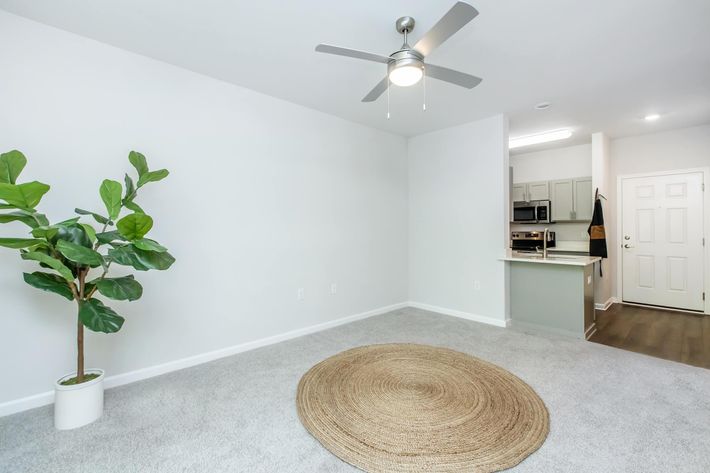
[76, 269, 86, 383]
[77, 312, 84, 382]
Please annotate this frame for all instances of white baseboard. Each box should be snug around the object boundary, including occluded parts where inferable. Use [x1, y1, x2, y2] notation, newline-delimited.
[594, 297, 618, 311]
[407, 301, 508, 328]
[0, 301, 408, 417]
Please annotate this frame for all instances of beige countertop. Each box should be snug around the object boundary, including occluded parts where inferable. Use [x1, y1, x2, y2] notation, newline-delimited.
[501, 251, 601, 267]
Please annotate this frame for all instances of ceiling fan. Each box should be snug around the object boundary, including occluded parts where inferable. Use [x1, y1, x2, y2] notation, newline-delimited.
[315, 2, 482, 103]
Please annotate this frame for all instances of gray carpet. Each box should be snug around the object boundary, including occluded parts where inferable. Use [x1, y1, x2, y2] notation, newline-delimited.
[1, 307, 709, 472]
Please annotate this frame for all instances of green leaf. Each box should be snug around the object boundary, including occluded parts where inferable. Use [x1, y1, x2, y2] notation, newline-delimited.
[21, 251, 74, 282]
[124, 173, 136, 199]
[0, 211, 41, 228]
[0, 181, 50, 209]
[133, 238, 167, 252]
[99, 180, 122, 220]
[137, 169, 169, 188]
[108, 244, 175, 271]
[128, 151, 149, 177]
[116, 213, 153, 240]
[53, 222, 92, 248]
[79, 223, 97, 243]
[79, 299, 124, 333]
[123, 200, 144, 214]
[0, 150, 27, 184]
[96, 230, 124, 245]
[0, 238, 45, 249]
[56, 240, 103, 267]
[31, 226, 59, 241]
[92, 275, 143, 301]
[75, 208, 110, 225]
[23, 272, 74, 301]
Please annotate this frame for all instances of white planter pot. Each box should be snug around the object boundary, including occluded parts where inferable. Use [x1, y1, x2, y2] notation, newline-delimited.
[54, 369, 104, 430]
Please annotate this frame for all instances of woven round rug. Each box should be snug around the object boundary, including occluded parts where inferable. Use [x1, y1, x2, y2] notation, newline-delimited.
[296, 343, 548, 472]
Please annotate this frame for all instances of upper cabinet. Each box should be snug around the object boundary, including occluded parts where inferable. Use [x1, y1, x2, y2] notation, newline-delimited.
[573, 177, 593, 221]
[549, 177, 593, 221]
[512, 181, 549, 202]
[512, 183, 527, 203]
[550, 179, 575, 221]
[527, 181, 550, 201]
[516, 176, 593, 222]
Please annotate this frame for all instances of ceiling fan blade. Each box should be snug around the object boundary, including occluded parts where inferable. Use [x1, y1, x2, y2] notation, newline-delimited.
[413, 2, 479, 57]
[362, 77, 389, 102]
[425, 63, 482, 89]
[315, 44, 390, 64]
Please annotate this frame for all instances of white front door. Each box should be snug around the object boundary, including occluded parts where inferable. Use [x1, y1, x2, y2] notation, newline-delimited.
[621, 172, 705, 311]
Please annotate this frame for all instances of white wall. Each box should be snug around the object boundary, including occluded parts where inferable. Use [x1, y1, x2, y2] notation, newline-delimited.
[510, 143, 593, 244]
[408, 115, 509, 324]
[608, 124, 710, 299]
[510, 143, 591, 183]
[591, 132, 612, 306]
[0, 12, 408, 406]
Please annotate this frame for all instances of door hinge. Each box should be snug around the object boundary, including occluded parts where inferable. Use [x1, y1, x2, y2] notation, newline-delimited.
[703, 292, 706, 301]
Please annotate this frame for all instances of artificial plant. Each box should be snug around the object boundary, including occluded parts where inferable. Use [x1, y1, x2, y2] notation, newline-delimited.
[0, 150, 175, 384]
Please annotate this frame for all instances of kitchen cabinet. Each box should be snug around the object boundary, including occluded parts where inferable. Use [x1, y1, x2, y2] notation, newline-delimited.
[550, 179, 575, 221]
[574, 177, 593, 221]
[512, 181, 549, 202]
[549, 177, 592, 221]
[512, 184, 527, 202]
[527, 181, 550, 200]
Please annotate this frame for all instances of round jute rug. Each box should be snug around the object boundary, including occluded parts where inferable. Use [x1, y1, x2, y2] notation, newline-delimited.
[296, 344, 549, 473]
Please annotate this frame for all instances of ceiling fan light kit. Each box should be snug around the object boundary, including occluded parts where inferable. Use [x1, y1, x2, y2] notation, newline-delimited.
[315, 2, 482, 117]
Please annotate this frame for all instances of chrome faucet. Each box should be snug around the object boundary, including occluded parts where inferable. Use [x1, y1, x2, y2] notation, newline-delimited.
[535, 228, 550, 259]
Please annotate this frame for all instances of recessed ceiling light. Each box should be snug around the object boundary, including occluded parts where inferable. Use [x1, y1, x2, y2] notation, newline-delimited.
[534, 102, 551, 110]
[509, 129, 573, 149]
[644, 113, 661, 121]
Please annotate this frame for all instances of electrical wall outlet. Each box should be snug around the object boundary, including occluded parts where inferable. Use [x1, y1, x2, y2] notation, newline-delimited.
[297, 288, 305, 301]
[330, 283, 337, 295]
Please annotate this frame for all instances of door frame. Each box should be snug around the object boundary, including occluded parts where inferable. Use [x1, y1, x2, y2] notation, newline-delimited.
[615, 167, 710, 315]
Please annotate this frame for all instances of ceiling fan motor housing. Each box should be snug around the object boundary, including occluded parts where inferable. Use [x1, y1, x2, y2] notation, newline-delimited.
[387, 49, 424, 76]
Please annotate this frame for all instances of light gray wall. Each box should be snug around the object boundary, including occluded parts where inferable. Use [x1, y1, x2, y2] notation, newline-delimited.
[0, 12, 408, 405]
[510, 143, 591, 183]
[591, 132, 612, 306]
[608, 124, 710, 299]
[408, 115, 509, 321]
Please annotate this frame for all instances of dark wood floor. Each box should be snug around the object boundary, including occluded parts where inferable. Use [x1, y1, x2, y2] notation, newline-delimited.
[589, 303, 710, 369]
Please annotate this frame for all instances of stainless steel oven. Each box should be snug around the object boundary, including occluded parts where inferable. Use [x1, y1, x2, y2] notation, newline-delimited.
[512, 200, 552, 224]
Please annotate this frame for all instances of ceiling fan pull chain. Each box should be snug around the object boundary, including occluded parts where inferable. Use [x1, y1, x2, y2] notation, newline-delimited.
[422, 68, 427, 111]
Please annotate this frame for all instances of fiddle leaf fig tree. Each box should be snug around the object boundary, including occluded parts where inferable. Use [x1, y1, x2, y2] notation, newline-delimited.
[0, 150, 175, 384]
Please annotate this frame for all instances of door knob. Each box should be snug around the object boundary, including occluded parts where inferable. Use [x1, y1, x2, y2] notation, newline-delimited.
[624, 235, 631, 240]
[624, 244, 633, 249]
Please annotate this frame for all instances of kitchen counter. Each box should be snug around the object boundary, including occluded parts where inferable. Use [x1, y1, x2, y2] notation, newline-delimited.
[504, 252, 597, 339]
[501, 251, 600, 267]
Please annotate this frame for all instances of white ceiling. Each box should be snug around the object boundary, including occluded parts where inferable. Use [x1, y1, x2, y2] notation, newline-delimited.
[1, 0, 709, 143]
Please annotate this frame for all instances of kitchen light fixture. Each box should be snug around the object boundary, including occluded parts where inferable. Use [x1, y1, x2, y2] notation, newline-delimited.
[534, 102, 551, 110]
[509, 129, 573, 149]
[644, 113, 660, 121]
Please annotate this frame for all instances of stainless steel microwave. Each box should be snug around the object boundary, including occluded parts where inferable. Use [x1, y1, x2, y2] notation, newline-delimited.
[512, 200, 552, 224]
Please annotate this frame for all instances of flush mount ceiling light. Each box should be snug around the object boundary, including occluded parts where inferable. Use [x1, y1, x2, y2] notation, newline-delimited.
[315, 2, 483, 105]
[644, 113, 661, 121]
[534, 102, 552, 110]
[509, 129, 573, 149]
